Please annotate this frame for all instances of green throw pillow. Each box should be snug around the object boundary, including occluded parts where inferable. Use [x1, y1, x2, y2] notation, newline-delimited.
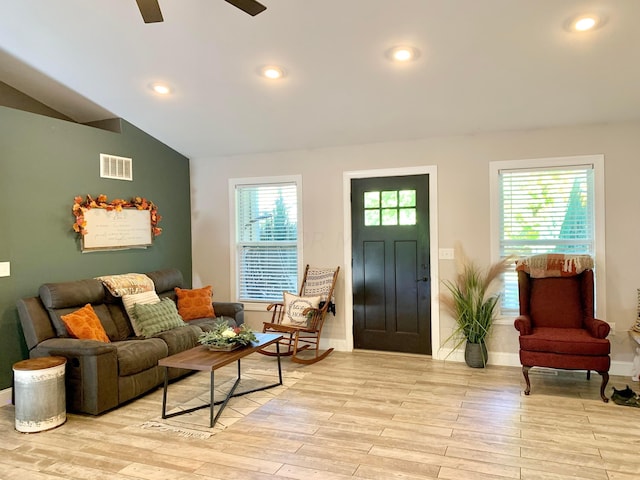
[133, 298, 186, 337]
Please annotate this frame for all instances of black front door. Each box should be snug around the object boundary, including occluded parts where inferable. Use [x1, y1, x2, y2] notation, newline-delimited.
[351, 174, 431, 354]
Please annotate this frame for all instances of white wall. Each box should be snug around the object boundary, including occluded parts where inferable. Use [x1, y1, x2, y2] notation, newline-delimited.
[191, 121, 640, 375]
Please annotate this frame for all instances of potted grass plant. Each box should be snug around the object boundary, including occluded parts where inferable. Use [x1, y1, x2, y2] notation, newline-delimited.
[441, 247, 513, 367]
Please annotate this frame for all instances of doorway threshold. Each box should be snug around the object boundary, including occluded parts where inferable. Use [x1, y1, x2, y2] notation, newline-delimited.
[353, 349, 433, 359]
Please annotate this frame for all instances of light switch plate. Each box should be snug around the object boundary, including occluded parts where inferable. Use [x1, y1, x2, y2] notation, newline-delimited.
[439, 248, 454, 260]
[0, 262, 10, 277]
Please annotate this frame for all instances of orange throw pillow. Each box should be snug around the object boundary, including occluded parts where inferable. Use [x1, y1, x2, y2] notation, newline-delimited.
[174, 286, 215, 321]
[61, 304, 110, 343]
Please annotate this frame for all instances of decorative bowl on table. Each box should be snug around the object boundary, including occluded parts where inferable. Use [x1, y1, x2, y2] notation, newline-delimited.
[198, 318, 257, 352]
[206, 343, 243, 352]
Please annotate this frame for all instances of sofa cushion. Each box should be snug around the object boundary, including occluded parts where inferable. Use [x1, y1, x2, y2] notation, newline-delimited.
[133, 298, 186, 337]
[175, 286, 215, 321]
[61, 304, 110, 343]
[47, 302, 119, 341]
[105, 303, 134, 341]
[145, 268, 184, 296]
[40, 279, 106, 337]
[188, 317, 237, 332]
[92, 303, 124, 341]
[153, 324, 202, 355]
[115, 338, 168, 376]
[519, 327, 610, 356]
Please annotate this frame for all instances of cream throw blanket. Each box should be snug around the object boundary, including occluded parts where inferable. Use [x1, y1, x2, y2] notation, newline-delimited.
[95, 273, 155, 297]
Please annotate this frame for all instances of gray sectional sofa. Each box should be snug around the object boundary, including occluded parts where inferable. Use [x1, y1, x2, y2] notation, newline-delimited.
[16, 268, 243, 415]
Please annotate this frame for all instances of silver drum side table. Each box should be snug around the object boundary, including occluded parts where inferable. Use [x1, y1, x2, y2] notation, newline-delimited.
[13, 356, 67, 433]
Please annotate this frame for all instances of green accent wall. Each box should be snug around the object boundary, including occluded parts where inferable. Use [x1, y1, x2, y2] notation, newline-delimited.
[0, 106, 192, 390]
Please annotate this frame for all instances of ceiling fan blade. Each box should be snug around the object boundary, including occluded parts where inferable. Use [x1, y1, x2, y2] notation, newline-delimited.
[136, 0, 164, 23]
[224, 0, 267, 16]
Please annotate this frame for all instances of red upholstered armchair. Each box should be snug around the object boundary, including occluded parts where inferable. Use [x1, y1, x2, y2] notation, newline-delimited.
[514, 254, 611, 402]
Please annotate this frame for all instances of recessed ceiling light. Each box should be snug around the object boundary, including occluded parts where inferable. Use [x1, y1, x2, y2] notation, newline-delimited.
[575, 16, 597, 31]
[259, 65, 286, 79]
[565, 14, 605, 32]
[150, 82, 171, 95]
[386, 45, 420, 63]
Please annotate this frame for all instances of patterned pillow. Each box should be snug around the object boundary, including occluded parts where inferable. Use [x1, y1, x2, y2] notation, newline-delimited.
[122, 291, 161, 336]
[61, 304, 110, 343]
[95, 273, 155, 297]
[282, 291, 322, 326]
[174, 286, 215, 321]
[133, 298, 186, 337]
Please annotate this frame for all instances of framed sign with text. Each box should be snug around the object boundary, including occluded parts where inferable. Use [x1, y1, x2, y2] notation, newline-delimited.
[72, 195, 162, 252]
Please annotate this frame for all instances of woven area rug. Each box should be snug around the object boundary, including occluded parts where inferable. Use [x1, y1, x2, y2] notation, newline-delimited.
[138, 368, 305, 439]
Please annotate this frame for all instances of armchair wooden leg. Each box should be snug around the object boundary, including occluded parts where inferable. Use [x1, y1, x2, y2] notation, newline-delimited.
[523, 366, 532, 396]
[598, 371, 609, 403]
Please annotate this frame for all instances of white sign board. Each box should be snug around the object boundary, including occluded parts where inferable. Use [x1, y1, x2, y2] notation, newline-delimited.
[82, 208, 152, 251]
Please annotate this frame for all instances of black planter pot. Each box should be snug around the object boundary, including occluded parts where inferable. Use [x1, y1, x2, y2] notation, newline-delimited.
[464, 341, 488, 368]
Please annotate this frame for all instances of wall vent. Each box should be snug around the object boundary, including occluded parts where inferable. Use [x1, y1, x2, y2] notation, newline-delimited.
[100, 154, 133, 181]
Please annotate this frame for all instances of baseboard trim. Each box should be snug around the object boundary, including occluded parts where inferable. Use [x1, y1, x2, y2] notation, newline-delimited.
[323, 338, 350, 352]
[0, 387, 12, 406]
[610, 360, 633, 378]
[333, 343, 634, 379]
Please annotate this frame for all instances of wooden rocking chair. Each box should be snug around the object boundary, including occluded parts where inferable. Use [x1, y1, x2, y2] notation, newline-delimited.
[260, 265, 339, 364]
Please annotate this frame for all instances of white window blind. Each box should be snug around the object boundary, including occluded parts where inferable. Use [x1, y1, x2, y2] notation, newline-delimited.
[235, 181, 299, 302]
[499, 164, 595, 312]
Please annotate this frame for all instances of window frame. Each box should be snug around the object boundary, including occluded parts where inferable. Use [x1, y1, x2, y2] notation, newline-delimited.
[229, 175, 303, 310]
[489, 154, 606, 322]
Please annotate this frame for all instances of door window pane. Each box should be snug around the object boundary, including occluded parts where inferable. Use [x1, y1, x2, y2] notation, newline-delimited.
[381, 209, 398, 225]
[364, 191, 380, 208]
[399, 208, 416, 225]
[364, 189, 416, 226]
[364, 210, 380, 226]
[381, 191, 398, 208]
[399, 190, 416, 207]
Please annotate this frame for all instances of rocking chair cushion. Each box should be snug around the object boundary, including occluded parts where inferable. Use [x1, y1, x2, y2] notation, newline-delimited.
[282, 291, 321, 326]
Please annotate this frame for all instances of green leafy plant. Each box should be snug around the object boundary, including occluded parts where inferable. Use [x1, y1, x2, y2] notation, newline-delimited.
[441, 248, 513, 352]
[198, 319, 257, 348]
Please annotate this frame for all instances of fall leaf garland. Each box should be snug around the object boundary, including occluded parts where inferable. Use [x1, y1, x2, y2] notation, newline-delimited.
[72, 194, 162, 237]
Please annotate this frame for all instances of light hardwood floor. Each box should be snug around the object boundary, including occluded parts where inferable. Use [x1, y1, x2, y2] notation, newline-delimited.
[1, 350, 639, 480]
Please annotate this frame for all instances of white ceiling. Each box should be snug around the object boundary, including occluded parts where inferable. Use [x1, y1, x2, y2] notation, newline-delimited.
[1, 0, 639, 159]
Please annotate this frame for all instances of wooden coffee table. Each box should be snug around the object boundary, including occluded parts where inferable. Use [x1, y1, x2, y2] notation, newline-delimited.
[158, 332, 283, 427]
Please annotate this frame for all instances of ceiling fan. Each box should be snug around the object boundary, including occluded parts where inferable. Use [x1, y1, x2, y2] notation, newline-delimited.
[135, 0, 266, 23]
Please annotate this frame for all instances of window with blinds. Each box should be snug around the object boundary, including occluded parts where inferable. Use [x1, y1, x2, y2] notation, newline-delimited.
[234, 179, 301, 302]
[498, 164, 595, 313]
